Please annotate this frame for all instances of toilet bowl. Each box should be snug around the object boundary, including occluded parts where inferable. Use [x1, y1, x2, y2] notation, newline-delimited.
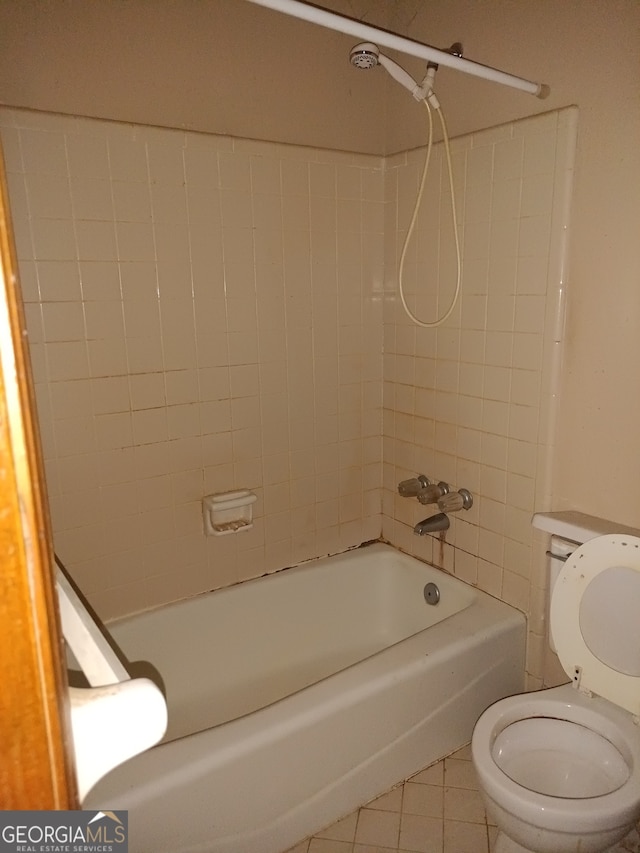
[473, 685, 640, 852]
[472, 522, 640, 853]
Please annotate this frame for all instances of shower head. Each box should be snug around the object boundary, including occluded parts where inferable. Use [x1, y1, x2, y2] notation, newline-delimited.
[349, 42, 379, 70]
[349, 41, 422, 100]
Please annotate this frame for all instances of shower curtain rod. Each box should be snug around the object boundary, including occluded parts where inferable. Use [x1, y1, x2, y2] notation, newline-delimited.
[244, 0, 550, 99]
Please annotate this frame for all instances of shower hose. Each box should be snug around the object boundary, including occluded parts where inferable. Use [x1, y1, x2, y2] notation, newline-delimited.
[397, 98, 462, 328]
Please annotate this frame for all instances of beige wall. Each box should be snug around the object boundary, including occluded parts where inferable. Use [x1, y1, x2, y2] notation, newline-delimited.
[0, 0, 390, 155]
[2, 0, 638, 526]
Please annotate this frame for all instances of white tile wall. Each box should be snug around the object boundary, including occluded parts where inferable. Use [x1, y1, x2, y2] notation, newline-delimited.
[1, 106, 577, 687]
[0, 109, 383, 619]
[382, 107, 578, 685]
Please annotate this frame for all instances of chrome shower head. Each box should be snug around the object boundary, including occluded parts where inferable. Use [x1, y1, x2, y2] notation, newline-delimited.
[349, 41, 422, 99]
[349, 42, 379, 70]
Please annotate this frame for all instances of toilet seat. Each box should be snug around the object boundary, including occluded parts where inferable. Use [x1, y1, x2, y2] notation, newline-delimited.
[551, 533, 640, 717]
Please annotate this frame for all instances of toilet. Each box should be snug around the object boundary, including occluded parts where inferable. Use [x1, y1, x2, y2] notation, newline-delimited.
[472, 512, 640, 853]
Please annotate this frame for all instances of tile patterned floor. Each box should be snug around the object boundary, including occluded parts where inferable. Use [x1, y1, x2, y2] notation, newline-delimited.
[284, 744, 498, 853]
[283, 744, 640, 853]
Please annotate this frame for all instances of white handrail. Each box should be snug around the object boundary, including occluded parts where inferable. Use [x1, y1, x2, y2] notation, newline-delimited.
[55, 557, 167, 800]
[56, 557, 128, 686]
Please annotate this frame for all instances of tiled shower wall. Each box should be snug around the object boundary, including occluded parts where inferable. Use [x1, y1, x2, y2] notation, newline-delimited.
[382, 108, 578, 686]
[0, 106, 577, 686]
[0, 108, 384, 618]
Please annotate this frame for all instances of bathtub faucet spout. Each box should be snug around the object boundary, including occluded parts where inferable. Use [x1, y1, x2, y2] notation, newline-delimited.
[414, 513, 450, 535]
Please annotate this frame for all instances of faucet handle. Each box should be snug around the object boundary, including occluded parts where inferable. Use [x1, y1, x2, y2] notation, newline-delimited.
[398, 474, 431, 497]
[437, 488, 473, 513]
[417, 481, 450, 505]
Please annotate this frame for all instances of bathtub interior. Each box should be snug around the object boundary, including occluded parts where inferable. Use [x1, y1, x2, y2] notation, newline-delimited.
[97, 543, 477, 742]
[83, 543, 526, 853]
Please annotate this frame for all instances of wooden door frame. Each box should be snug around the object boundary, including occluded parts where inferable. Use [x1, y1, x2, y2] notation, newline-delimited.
[0, 147, 77, 807]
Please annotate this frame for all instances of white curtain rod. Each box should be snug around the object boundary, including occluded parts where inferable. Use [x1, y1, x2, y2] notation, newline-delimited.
[244, 0, 550, 99]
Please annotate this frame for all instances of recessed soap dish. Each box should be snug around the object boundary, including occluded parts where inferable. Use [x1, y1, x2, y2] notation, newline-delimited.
[202, 490, 257, 536]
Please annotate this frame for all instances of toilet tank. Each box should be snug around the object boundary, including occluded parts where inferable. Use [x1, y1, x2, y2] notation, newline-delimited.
[532, 511, 640, 653]
[532, 510, 640, 543]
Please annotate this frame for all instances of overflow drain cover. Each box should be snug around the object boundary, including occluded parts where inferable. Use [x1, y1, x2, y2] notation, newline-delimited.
[423, 582, 440, 605]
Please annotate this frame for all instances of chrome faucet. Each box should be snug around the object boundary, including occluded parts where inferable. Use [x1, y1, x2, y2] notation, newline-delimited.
[399, 474, 474, 518]
[414, 513, 450, 535]
[398, 475, 450, 505]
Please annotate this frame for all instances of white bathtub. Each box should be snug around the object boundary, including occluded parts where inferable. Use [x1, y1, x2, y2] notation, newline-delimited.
[84, 542, 526, 853]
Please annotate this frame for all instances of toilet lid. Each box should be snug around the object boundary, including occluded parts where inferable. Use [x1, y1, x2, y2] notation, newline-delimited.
[550, 533, 640, 716]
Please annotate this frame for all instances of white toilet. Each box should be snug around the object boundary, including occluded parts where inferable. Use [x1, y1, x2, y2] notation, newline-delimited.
[472, 512, 640, 853]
